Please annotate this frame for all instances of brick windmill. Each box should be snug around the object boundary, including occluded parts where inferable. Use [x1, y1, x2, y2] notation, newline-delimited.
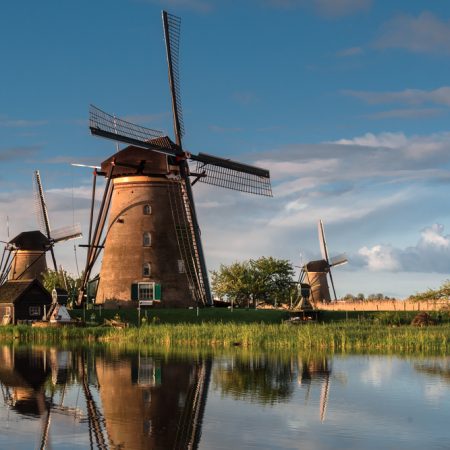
[77, 11, 272, 308]
[0, 170, 82, 285]
[300, 220, 348, 303]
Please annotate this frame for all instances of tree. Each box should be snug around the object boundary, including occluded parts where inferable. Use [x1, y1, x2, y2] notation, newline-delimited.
[211, 256, 294, 308]
[42, 269, 83, 308]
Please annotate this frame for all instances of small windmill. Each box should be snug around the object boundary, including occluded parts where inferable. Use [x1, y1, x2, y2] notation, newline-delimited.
[0, 171, 82, 284]
[299, 220, 348, 303]
[77, 11, 272, 307]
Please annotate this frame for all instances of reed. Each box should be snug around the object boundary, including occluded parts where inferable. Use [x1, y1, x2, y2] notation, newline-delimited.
[1, 321, 449, 353]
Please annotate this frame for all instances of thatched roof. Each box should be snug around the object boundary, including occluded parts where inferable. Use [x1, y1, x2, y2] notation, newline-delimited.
[0, 279, 50, 304]
[9, 231, 50, 250]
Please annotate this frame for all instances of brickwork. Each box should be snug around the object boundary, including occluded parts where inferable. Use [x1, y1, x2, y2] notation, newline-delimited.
[96, 175, 195, 307]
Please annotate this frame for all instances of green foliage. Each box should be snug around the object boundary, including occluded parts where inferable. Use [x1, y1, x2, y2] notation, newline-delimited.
[41, 269, 83, 307]
[211, 256, 295, 308]
[409, 280, 450, 302]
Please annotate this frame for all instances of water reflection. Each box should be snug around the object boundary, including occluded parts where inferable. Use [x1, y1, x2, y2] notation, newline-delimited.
[95, 351, 211, 449]
[414, 358, 450, 382]
[1, 347, 449, 450]
[212, 353, 332, 420]
[0, 345, 212, 449]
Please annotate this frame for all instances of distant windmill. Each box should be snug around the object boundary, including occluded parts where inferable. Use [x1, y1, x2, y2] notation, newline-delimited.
[299, 220, 348, 303]
[0, 171, 82, 284]
[77, 11, 272, 307]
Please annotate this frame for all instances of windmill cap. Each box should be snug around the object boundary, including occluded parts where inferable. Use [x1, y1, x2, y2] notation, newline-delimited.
[9, 231, 51, 250]
[101, 144, 176, 177]
[305, 259, 329, 272]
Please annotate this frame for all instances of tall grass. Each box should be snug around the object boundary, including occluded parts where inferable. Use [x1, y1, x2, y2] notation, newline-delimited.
[1, 321, 449, 353]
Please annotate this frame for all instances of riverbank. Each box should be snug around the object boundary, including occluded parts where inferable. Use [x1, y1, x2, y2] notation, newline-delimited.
[1, 321, 449, 354]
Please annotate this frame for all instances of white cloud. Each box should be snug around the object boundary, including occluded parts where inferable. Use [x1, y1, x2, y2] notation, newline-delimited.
[336, 46, 364, 57]
[358, 245, 400, 271]
[333, 131, 408, 148]
[420, 224, 450, 248]
[342, 86, 450, 106]
[366, 108, 443, 120]
[375, 12, 450, 54]
[356, 224, 450, 273]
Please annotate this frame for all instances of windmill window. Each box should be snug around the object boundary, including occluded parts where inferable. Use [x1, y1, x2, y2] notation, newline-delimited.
[143, 204, 152, 215]
[29, 306, 41, 317]
[138, 282, 154, 301]
[143, 262, 151, 277]
[178, 259, 185, 273]
[143, 232, 151, 247]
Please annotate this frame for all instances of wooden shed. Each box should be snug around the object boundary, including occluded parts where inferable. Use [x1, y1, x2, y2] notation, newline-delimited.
[0, 280, 52, 324]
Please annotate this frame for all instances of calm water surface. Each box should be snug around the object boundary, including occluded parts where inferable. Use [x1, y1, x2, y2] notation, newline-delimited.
[0, 345, 449, 449]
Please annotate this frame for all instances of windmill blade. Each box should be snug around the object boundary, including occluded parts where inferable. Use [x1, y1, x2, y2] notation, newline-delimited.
[318, 219, 330, 264]
[50, 224, 82, 243]
[89, 105, 173, 152]
[71, 163, 101, 170]
[192, 153, 272, 197]
[328, 268, 338, 302]
[330, 253, 348, 267]
[33, 171, 49, 236]
[33, 170, 57, 271]
[162, 10, 184, 145]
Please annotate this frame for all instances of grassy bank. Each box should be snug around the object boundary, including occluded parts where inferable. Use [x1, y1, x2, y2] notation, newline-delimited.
[69, 307, 290, 325]
[1, 321, 449, 354]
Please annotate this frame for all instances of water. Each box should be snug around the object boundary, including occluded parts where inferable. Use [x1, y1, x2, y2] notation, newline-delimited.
[0, 345, 449, 450]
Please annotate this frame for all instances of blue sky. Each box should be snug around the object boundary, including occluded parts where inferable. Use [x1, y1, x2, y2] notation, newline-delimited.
[3, 0, 450, 297]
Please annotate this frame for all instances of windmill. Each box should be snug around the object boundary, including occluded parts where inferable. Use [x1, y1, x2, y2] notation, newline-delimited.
[0, 171, 82, 284]
[77, 11, 272, 307]
[299, 220, 347, 304]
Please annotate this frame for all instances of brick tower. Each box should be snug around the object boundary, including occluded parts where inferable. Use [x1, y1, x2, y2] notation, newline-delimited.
[95, 146, 195, 308]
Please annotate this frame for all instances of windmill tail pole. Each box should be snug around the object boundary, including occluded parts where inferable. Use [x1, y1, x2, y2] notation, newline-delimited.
[77, 163, 115, 306]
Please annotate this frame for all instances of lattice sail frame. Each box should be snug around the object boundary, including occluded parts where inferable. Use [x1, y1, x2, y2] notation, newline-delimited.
[90, 105, 164, 143]
[163, 11, 185, 139]
[194, 159, 272, 197]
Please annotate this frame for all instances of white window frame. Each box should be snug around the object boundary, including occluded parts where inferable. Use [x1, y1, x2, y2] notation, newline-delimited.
[143, 204, 152, 215]
[29, 306, 41, 317]
[143, 232, 151, 247]
[138, 282, 155, 301]
[177, 259, 185, 273]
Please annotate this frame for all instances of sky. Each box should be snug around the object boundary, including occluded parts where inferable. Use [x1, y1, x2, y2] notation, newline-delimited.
[2, 0, 450, 298]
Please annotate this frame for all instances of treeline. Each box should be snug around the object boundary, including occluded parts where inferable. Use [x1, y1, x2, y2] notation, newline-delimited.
[340, 293, 397, 302]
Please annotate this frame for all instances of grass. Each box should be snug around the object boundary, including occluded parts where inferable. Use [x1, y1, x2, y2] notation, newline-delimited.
[69, 307, 290, 325]
[1, 320, 449, 354]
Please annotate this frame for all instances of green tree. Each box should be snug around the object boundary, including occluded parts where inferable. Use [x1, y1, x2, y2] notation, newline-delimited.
[42, 269, 82, 308]
[211, 256, 294, 308]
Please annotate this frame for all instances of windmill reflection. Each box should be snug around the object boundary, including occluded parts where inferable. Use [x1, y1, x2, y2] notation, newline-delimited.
[0, 345, 79, 449]
[296, 355, 332, 422]
[95, 352, 211, 449]
[0, 346, 211, 450]
[213, 353, 333, 421]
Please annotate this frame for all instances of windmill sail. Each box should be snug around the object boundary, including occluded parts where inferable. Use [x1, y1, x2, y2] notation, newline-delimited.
[51, 224, 82, 243]
[89, 106, 272, 196]
[330, 253, 348, 267]
[163, 10, 184, 143]
[318, 219, 329, 264]
[33, 170, 57, 271]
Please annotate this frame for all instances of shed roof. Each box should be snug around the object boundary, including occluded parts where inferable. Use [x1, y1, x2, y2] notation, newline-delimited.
[0, 279, 51, 304]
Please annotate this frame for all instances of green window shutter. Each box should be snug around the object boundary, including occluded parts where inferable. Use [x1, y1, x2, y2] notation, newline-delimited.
[131, 283, 139, 301]
[154, 284, 162, 301]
